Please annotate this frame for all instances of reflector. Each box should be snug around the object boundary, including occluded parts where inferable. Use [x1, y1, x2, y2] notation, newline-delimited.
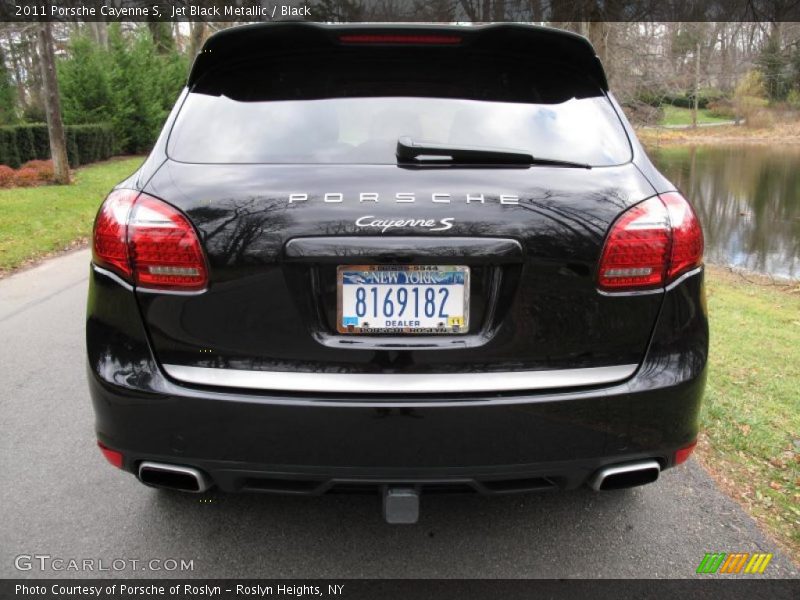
[97, 441, 123, 469]
[674, 439, 698, 465]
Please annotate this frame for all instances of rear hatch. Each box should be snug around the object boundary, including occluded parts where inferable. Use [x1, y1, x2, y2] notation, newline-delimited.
[136, 24, 661, 379]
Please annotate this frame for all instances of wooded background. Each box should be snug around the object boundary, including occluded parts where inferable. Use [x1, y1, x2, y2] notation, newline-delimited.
[2, 9, 800, 176]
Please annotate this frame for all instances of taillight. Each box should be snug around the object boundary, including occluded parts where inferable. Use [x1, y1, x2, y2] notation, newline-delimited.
[92, 189, 136, 279]
[97, 441, 123, 469]
[128, 196, 208, 291]
[92, 191, 208, 292]
[598, 193, 703, 291]
[674, 439, 698, 465]
[338, 34, 462, 45]
[661, 192, 704, 281]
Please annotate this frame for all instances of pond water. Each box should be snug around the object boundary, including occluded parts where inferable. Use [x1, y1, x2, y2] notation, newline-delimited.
[649, 145, 800, 279]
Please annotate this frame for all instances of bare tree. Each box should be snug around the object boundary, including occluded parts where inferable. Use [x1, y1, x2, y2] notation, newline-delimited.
[692, 40, 701, 128]
[188, 21, 207, 61]
[36, 22, 69, 184]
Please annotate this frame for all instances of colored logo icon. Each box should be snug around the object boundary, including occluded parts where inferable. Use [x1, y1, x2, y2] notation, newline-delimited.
[696, 552, 773, 574]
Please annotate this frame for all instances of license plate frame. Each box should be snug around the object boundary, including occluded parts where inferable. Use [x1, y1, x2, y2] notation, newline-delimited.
[336, 265, 470, 335]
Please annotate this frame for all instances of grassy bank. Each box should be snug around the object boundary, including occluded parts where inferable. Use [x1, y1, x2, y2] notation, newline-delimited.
[636, 120, 800, 145]
[700, 267, 800, 558]
[660, 105, 732, 127]
[0, 157, 143, 273]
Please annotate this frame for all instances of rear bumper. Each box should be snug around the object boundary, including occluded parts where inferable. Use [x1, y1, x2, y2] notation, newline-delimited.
[89, 367, 705, 493]
[86, 266, 708, 493]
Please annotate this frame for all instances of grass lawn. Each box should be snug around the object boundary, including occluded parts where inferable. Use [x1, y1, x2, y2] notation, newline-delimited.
[660, 105, 734, 127]
[700, 267, 800, 558]
[0, 157, 144, 273]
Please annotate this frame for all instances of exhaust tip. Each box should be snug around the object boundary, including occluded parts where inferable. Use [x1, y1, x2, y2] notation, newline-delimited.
[590, 460, 660, 491]
[138, 462, 211, 493]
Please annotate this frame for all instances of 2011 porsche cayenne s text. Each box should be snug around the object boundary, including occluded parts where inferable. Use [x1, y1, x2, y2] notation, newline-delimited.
[87, 23, 707, 523]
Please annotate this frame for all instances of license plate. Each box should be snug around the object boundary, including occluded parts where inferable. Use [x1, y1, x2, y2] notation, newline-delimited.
[337, 265, 469, 334]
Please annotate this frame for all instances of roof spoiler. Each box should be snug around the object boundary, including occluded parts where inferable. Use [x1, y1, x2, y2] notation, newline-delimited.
[187, 23, 608, 91]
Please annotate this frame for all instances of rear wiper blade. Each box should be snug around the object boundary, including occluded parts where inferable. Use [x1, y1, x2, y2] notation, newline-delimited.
[396, 136, 591, 168]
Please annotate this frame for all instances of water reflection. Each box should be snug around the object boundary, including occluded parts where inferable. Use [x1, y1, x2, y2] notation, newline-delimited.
[649, 145, 800, 279]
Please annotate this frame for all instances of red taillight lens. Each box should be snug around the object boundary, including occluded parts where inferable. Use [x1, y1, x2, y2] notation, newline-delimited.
[128, 196, 208, 291]
[674, 439, 698, 465]
[598, 193, 703, 291]
[92, 189, 136, 279]
[598, 196, 671, 290]
[92, 191, 208, 292]
[97, 441, 123, 469]
[661, 192, 704, 280]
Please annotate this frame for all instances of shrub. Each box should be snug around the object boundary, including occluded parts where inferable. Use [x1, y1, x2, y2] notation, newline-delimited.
[735, 70, 767, 99]
[20, 159, 54, 182]
[0, 160, 58, 189]
[0, 123, 114, 168]
[746, 109, 776, 129]
[707, 99, 736, 119]
[643, 88, 727, 110]
[22, 104, 45, 124]
[67, 124, 115, 165]
[14, 167, 40, 187]
[786, 89, 800, 109]
[734, 71, 770, 126]
[622, 101, 663, 125]
[0, 127, 20, 168]
[635, 89, 669, 108]
[0, 164, 15, 187]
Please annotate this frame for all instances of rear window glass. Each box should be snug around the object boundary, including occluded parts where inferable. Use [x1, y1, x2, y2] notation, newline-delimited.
[168, 54, 631, 166]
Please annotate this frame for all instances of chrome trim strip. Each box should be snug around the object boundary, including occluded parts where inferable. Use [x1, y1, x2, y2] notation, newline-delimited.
[161, 363, 638, 394]
[665, 266, 703, 291]
[284, 236, 523, 261]
[92, 264, 207, 296]
[596, 286, 663, 297]
[92, 265, 133, 291]
[596, 265, 703, 297]
[135, 286, 207, 297]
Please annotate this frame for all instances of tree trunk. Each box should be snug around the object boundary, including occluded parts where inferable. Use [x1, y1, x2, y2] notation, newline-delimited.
[148, 21, 176, 55]
[36, 22, 69, 184]
[692, 41, 700, 129]
[492, 0, 505, 21]
[89, 22, 108, 49]
[188, 21, 207, 61]
[7, 37, 28, 112]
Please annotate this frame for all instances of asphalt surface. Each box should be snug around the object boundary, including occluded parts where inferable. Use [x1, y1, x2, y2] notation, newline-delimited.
[0, 249, 797, 579]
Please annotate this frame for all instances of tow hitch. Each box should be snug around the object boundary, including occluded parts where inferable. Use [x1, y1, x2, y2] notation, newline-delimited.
[382, 487, 420, 524]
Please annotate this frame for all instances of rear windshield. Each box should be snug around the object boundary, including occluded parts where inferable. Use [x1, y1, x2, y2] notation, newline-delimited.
[168, 54, 631, 166]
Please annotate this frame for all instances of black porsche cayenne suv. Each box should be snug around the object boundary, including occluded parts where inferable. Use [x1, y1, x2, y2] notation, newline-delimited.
[87, 23, 707, 523]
